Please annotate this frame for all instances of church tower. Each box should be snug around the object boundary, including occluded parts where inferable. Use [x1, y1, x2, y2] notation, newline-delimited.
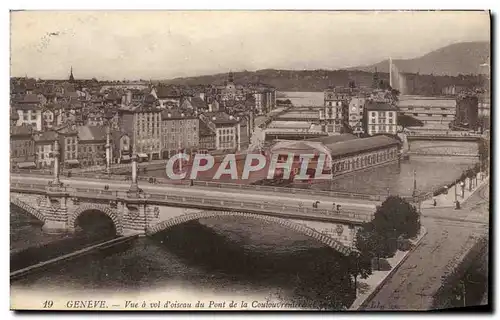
[228, 70, 234, 84]
[69, 66, 75, 83]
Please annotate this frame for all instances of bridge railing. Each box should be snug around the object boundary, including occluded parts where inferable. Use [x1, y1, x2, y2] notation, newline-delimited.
[190, 180, 382, 201]
[145, 192, 371, 222]
[11, 183, 372, 223]
[11, 171, 384, 202]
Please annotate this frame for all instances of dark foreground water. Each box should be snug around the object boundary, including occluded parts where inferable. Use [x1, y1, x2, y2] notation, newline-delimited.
[11, 209, 356, 310]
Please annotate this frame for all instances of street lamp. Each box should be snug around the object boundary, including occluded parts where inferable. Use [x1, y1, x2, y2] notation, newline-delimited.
[412, 169, 417, 198]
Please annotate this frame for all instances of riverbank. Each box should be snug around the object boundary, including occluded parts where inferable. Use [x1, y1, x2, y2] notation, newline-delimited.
[422, 172, 489, 209]
[349, 226, 428, 310]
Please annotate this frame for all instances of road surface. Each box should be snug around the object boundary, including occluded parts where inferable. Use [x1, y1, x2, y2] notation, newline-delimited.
[11, 175, 379, 213]
[362, 182, 489, 310]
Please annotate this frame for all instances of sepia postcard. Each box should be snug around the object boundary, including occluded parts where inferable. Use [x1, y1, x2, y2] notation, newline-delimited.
[9, 10, 491, 311]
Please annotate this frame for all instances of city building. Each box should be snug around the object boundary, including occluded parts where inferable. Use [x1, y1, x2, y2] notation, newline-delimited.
[199, 121, 216, 152]
[454, 95, 479, 130]
[348, 97, 366, 134]
[41, 107, 60, 129]
[364, 101, 398, 136]
[10, 125, 36, 169]
[321, 87, 356, 134]
[119, 103, 162, 161]
[34, 130, 57, 169]
[397, 96, 456, 128]
[326, 135, 400, 177]
[56, 125, 79, 169]
[161, 110, 200, 158]
[14, 103, 42, 131]
[252, 88, 276, 115]
[180, 96, 209, 112]
[203, 111, 241, 151]
[77, 126, 107, 167]
[112, 131, 132, 163]
[153, 86, 183, 109]
[10, 108, 19, 126]
[269, 135, 400, 180]
[478, 93, 490, 117]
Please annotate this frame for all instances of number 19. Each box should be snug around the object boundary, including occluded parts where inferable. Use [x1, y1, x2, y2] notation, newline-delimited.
[43, 300, 53, 308]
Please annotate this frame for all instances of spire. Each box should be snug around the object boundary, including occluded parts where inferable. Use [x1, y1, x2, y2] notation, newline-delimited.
[228, 70, 234, 83]
[69, 66, 75, 82]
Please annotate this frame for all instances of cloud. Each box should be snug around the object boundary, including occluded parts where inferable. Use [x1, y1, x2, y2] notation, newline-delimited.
[10, 11, 490, 80]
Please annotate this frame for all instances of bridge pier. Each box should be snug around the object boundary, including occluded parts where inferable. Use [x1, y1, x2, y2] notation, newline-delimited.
[40, 187, 71, 235]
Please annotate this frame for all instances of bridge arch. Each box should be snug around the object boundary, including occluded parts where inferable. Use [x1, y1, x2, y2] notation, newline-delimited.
[10, 197, 46, 222]
[147, 211, 352, 256]
[69, 204, 122, 235]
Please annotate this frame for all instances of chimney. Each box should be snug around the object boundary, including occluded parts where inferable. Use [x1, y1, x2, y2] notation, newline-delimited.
[208, 103, 213, 112]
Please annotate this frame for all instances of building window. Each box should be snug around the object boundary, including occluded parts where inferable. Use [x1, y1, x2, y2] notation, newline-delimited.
[371, 112, 376, 117]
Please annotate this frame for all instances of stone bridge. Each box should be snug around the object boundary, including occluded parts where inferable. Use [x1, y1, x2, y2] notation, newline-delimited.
[10, 183, 373, 255]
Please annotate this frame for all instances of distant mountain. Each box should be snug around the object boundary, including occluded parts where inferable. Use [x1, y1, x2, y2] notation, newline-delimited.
[163, 69, 386, 92]
[162, 42, 488, 93]
[345, 41, 490, 76]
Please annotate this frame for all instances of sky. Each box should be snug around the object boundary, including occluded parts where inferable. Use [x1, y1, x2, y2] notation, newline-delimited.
[10, 11, 490, 80]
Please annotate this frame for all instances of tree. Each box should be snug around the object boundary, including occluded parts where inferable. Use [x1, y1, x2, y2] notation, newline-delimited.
[478, 138, 489, 172]
[355, 222, 398, 267]
[372, 196, 420, 239]
[345, 252, 372, 294]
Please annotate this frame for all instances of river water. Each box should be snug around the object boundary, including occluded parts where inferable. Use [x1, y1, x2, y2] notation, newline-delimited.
[11, 208, 355, 310]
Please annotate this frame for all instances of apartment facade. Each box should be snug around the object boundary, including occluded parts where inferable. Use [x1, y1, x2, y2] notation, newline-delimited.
[365, 102, 398, 136]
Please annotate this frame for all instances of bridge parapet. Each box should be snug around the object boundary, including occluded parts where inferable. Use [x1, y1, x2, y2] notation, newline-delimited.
[11, 181, 372, 252]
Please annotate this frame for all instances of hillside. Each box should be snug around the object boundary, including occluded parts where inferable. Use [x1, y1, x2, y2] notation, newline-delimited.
[162, 42, 488, 93]
[164, 69, 387, 92]
[346, 41, 490, 76]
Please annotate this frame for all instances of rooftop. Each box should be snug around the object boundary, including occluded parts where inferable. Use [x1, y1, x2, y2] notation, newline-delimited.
[325, 135, 400, 158]
[270, 140, 331, 155]
[398, 96, 457, 108]
[268, 121, 312, 130]
[11, 125, 33, 136]
[204, 111, 239, 125]
[365, 101, 398, 111]
[307, 133, 358, 144]
[161, 109, 198, 120]
[35, 130, 58, 142]
[77, 125, 107, 141]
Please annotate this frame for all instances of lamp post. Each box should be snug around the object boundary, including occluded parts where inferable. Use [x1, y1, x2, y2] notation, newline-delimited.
[454, 182, 458, 202]
[412, 169, 417, 198]
[52, 135, 61, 185]
[129, 137, 139, 193]
[105, 125, 111, 176]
